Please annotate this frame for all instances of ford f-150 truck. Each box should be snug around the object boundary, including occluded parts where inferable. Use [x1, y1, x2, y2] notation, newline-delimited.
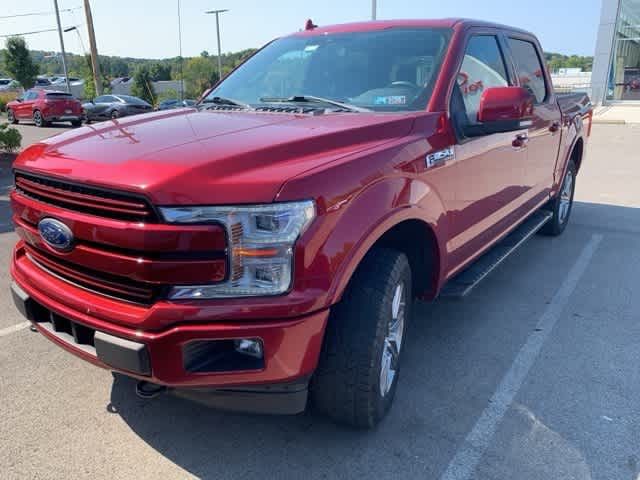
[10, 19, 592, 428]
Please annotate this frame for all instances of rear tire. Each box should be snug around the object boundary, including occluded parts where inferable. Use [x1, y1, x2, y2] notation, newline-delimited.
[7, 109, 17, 124]
[71, 120, 82, 127]
[33, 110, 47, 128]
[311, 248, 412, 428]
[539, 159, 576, 236]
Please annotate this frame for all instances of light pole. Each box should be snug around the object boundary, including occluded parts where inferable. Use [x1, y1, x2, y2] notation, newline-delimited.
[63, 26, 86, 55]
[53, 0, 71, 93]
[204, 9, 229, 82]
[372, 0, 377, 20]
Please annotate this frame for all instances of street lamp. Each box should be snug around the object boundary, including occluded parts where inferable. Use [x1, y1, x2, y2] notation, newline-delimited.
[204, 9, 229, 82]
[63, 26, 87, 55]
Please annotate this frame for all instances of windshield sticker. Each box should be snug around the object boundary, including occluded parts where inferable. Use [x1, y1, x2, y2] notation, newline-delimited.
[373, 95, 407, 105]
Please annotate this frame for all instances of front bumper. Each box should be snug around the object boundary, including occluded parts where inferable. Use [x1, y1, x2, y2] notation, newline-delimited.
[10, 274, 328, 396]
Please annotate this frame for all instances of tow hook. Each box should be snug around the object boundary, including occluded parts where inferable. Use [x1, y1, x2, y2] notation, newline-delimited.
[135, 380, 167, 399]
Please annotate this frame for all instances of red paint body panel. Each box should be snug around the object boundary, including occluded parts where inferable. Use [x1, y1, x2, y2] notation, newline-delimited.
[10, 19, 591, 389]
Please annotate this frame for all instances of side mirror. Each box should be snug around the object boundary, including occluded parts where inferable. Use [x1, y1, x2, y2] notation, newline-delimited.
[465, 86, 534, 137]
[16, 97, 23, 102]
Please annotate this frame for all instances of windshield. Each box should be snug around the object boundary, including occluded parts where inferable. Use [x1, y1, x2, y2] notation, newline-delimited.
[205, 27, 451, 112]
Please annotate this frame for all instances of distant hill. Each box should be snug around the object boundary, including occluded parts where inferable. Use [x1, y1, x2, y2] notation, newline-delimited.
[0, 48, 257, 81]
[544, 52, 593, 73]
[0, 47, 593, 82]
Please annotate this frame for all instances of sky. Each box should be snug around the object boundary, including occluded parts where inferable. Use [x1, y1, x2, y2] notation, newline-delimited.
[1, 0, 604, 59]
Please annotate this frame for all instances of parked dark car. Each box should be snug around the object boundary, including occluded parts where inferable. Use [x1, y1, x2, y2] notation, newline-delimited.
[82, 94, 152, 122]
[157, 98, 197, 110]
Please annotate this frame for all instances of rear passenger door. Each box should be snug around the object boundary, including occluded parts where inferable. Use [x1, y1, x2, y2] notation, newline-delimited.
[443, 32, 529, 275]
[505, 36, 562, 204]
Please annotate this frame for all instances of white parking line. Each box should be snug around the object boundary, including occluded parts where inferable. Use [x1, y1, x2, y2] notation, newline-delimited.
[0, 321, 30, 337]
[439, 233, 603, 480]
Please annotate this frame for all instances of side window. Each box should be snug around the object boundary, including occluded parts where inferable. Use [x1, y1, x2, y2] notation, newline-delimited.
[454, 36, 509, 125]
[26, 91, 38, 100]
[94, 96, 107, 103]
[507, 38, 547, 103]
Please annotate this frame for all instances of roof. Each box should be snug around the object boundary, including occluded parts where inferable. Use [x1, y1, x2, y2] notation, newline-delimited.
[291, 18, 533, 37]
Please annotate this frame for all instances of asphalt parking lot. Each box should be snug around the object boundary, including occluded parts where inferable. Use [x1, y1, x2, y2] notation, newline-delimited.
[1, 120, 639, 479]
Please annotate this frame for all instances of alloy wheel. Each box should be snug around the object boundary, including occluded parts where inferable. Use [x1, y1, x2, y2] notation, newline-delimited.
[380, 282, 406, 396]
[558, 169, 574, 224]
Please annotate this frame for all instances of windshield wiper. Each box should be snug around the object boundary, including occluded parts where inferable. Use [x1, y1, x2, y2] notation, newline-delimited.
[259, 95, 371, 112]
[200, 96, 252, 110]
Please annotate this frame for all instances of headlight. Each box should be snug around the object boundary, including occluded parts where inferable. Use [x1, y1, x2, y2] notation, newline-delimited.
[160, 201, 315, 299]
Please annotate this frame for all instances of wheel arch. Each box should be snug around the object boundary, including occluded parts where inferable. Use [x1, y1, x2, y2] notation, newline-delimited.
[325, 205, 447, 306]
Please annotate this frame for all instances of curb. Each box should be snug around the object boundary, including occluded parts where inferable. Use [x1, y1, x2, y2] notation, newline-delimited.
[592, 119, 627, 125]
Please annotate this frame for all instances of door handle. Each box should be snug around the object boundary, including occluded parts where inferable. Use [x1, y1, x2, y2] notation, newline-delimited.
[549, 121, 560, 134]
[512, 133, 529, 149]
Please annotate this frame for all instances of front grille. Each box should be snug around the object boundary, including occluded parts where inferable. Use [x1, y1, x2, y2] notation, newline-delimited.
[25, 245, 161, 305]
[15, 172, 158, 222]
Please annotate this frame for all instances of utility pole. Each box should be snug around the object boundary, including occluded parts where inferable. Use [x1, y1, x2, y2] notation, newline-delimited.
[53, 0, 71, 93]
[372, 0, 377, 20]
[205, 9, 229, 82]
[178, 0, 184, 100]
[83, 0, 102, 95]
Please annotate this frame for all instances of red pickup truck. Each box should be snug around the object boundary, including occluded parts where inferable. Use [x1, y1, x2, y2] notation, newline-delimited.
[10, 19, 591, 428]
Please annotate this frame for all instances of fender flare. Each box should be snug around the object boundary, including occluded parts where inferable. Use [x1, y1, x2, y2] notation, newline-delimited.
[321, 177, 449, 306]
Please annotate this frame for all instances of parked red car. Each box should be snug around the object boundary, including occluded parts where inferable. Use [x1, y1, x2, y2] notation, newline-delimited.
[10, 19, 592, 428]
[7, 89, 83, 127]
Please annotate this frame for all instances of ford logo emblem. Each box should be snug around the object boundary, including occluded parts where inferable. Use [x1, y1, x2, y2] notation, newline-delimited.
[38, 218, 74, 252]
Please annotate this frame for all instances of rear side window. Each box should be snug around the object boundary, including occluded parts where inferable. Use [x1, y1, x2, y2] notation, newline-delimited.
[507, 38, 547, 103]
[455, 35, 509, 124]
[45, 92, 73, 98]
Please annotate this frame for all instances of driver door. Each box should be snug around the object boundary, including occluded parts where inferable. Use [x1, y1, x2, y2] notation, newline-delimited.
[439, 33, 529, 276]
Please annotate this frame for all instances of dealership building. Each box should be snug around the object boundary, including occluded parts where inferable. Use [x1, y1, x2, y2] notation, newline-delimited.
[592, 0, 640, 103]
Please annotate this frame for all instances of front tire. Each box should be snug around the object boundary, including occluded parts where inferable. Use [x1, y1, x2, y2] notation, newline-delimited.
[7, 109, 17, 124]
[539, 159, 576, 236]
[110, 110, 120, 119]
[71, 119, 82, 127]
[311, 248, 412, 428]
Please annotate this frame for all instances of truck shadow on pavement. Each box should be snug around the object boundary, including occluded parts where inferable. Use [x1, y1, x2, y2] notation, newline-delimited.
[105, 202, 638, 479]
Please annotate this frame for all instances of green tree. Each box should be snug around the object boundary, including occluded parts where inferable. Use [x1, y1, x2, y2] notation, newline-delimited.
[131, 65, 156, 105]
[3, 37, 38, 88]
[183, 56, 218, 98]
[149, 62, 171, 81]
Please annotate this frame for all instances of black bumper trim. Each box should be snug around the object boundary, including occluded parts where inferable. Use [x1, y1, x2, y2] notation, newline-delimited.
[11, 282, 151, 376]
[171, 378, 310, 415]
[94, 331, 150, 376]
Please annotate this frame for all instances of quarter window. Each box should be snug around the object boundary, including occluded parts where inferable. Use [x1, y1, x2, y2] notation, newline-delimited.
[456, 36, 509, 124]
[507, 38, 547, 103]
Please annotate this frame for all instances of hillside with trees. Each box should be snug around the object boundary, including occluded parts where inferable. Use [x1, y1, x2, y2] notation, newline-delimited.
[544, 52, 593, 73]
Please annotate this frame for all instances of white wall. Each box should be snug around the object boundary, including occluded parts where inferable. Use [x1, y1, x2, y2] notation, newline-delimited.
[591, 0, 620, 104]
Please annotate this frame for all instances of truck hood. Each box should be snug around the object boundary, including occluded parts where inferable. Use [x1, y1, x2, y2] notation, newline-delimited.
[15, 108, 416, 205]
